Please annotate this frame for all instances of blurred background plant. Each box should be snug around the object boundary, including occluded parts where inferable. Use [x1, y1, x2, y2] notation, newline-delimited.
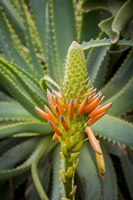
[0, 0, 133, 199]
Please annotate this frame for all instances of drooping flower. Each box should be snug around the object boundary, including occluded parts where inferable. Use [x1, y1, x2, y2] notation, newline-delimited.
[35, 41, 111, 196]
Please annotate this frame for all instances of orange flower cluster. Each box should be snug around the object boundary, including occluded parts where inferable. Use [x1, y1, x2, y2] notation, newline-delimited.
[35, 88, 112, 177]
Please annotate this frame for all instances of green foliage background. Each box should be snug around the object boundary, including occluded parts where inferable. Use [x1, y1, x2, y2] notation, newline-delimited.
[0, 0, 133, 199]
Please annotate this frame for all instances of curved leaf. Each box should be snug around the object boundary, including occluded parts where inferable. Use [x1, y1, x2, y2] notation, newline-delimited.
[101, 144, 118, 200]
[0, 138, 39, 170]
[51, 145, 61, 200]
[87, 46, 109, 82]
[0, 121, 52, 139]
[102, 49, 133, 99]
[0, 102, 34, 121]
[45, 0, 77, 84]
[82, 39, 133, 50]
[106, 77, 133, 116]
[92, 114, 133, 147]
[77, 144, 101, 200]
[120, 149, 133, 199]
[31, 136, 52, 200]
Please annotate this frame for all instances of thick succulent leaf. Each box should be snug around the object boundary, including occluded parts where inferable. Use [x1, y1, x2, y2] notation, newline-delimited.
[0, 102, 34, 121]
[105, 77, 133, 116]
[0, 65, 43, 119]
[87, 46, 110, 83]
[0, 59, 46, 107]
[17, 0, 44, 77]
[29, 0, 47, 53]
[0, 138, 39, 170]
[101, 144, 118, 200]
[100, 0, 133, 43]
[82, 39, 133, 50]
[103, 142, 133, 199]
[102, 50, 133, 98]
[45, 0, 77, 84]
[102, 49, 133, 99]
[0, 0, 25, 43]
[0, 8, 32, 72]
[92, 114, 133, 147]
[0, 136, 53, 180]
[0, 121, 52, 139]
[51, 145, 61, 200]
[31, 136, 52, 200]
[94, 53, 109, 90]
[119, 149, 133, 199]
[79, 10, 101, 42]
[77, 144, 101, 200]
[0, 138, 22, 157]
[0, 91, 14, 101]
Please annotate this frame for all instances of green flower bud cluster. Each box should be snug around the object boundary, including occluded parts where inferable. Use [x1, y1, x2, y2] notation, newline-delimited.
[61, 41, 91, 100]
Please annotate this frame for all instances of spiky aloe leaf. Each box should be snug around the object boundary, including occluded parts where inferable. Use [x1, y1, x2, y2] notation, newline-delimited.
[0, 121, 52, 139]
[0, 138, 39, 170]
[0, 102, 34, 121]
[92, 114, 133, 147]
[77, 144, 101, 200]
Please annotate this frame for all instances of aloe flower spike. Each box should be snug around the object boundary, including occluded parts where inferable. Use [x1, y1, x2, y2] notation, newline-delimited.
[35, 41, 112, 200]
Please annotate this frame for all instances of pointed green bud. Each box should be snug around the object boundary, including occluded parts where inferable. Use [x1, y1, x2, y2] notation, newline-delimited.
[73, 158, 79, 170]
[69, 152, 79, 163]
[62, 41, 91, 100]
[69, 185, 77, 197]
[65, 136, 74, 150]
[66, 167, 74, 178]
[72, 141, 83, 152]
[59, 170, 66, 183]
[61, 142, 68, 156]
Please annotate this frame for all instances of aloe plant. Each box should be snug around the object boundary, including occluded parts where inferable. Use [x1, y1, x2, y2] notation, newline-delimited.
[0, 0, 133, 200]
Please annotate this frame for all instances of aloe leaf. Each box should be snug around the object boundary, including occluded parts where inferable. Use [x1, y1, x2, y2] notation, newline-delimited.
[0, 136, 52, 180]
[45, 0, 77, 84]
[92, 114, 133, 147]
[30, 0, 47, 54]
[99, 0, 133, 43]
[0, 121, 52, 139]
[0, 32, 11, 60]
[102, 49, 133, 99]
[119, 149, 133, 199]
[18, 0, 44, 77]
[87, 46, 109, 83]
[111, 0, 133, 43]
[94, 53, 109, 90]
[0, 91, 14, 102]
[0, 9, 32, 72]
[101, 144, 118, 200]
[43, 76, 60, 90]
[0, 0, 25, 43]
[0, 138, 20, 157]
[0, 59, 46, 107]
[77, 144, 101, 200]
[13, 133, 42, 137]
[51, 145, 61, 200]
[0, 138, 39, 170]
[79, 10, 101, 42]
[31, 137, 52, 200]
[0, 102, 34, 121]
[82, 39, 133, 50]
[106, 77, 133, 116]
[0, 68, 42, 119]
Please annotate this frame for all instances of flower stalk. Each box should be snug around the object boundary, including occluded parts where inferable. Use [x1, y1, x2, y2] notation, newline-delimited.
[35, 41, 112, 199]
